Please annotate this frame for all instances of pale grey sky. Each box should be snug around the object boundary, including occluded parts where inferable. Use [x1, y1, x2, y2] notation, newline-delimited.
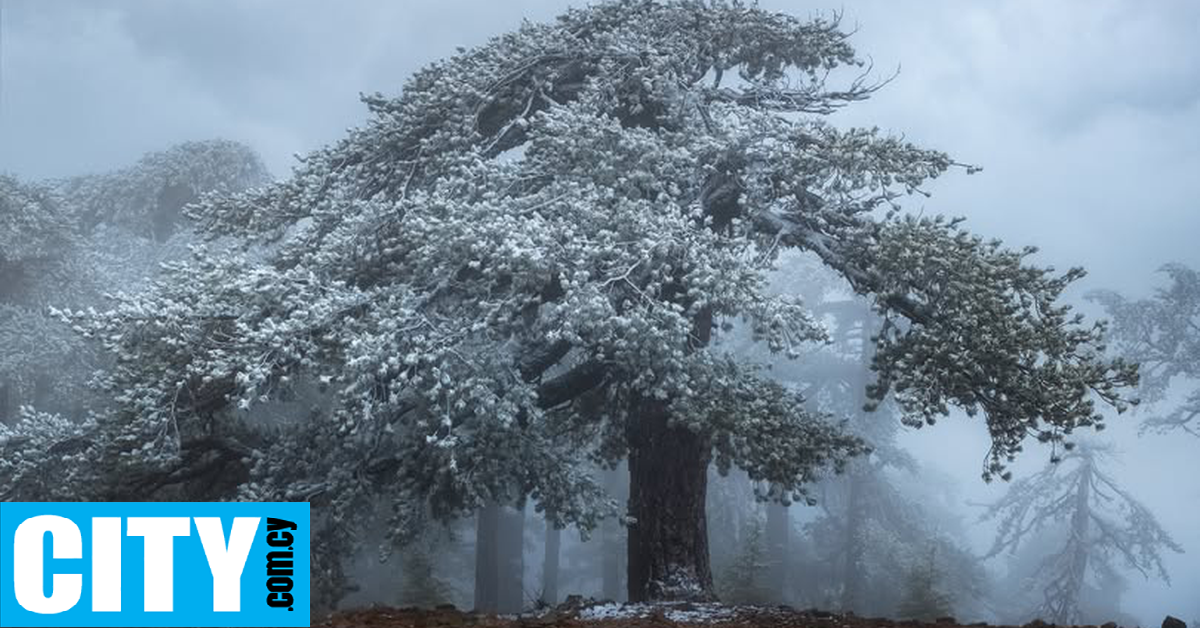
[1, 1, 1197, 622]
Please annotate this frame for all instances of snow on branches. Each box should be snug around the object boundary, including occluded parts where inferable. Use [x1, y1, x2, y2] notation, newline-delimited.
[0, 175, 71, 269]
[54, 139, 269, 239]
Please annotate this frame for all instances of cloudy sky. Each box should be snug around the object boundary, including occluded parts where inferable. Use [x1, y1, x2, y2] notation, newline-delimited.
[1, 0, 1198, 622]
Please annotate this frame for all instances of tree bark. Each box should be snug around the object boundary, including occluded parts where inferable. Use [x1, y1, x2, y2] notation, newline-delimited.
[542, 514, 560, 606]
[474, 503, 500, 613]
[626, 398, 716, 602]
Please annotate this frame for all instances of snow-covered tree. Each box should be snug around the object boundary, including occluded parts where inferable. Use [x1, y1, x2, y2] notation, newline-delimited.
[0, 175, 73, 291]
[0, 175, 76, 420]
[1091, 264, 1200, 436]
[53, 139, 269, 241]
[980, 443, 1182, 625]
[0, 141, 268, 423]
[13, 1, 1138, 603]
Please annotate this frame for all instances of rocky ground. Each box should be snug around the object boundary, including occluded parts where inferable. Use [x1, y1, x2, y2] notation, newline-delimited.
[312, 601, 1188, 628]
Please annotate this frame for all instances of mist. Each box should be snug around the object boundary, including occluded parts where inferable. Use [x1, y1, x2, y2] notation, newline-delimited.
[1, 2, 1197, 627]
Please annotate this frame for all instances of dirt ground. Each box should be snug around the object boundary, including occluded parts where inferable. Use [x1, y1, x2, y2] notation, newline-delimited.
[313, 602, 1128, 628]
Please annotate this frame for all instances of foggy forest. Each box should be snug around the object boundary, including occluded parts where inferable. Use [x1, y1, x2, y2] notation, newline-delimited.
[0, 2, 1197, 628]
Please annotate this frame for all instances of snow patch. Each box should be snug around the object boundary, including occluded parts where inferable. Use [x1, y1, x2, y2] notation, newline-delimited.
[577, 603, 637, 620]
[577, 602, 739, 624]
[663, 604, 738, 623]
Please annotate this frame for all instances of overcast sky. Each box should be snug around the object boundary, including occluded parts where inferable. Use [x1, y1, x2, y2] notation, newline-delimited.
[1, 1, 1197, 622]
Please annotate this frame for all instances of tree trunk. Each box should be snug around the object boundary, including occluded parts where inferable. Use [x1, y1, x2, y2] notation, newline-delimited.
[841, 310, 875, 613]
[542, 514, 561, 606]
[765, 500, 789, 603]
[626, 398, 715, 602]
[497, 504, 525, 613]
[602, 465, 626, 601]
[1051, 456, 1092, 624]
[840, 464, 868, 613]
[474, 503, 500, 613]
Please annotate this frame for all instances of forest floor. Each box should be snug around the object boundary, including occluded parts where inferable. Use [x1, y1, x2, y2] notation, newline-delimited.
[313, 601, 1108, 628]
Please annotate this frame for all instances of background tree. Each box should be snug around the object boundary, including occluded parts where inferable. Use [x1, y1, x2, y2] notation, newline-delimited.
[342, 503, 467, 610]
[6, 0, 1137, 605]
[981, 442, 1182, 625]
[0, 141, 268, 423]
[53, 139, 269, 241]
[600, 464, 628, 601]
[717, 513, 772, 605]
[0, 174, 72, 303]
[397, 545, 457, 608]
[763, 498, 789, 603]
[991, 531, 1142, 627]
[474, 503, 501, 612]
[0, 174, 80, 422]
[541, 510, 562, 607]
[896, 547, 954, 621]
[1091, 264, 1200, 436]
[748, 258, 985, 616]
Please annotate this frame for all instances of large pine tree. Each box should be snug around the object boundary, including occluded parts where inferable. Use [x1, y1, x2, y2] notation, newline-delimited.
[5, 1, 1137, 603]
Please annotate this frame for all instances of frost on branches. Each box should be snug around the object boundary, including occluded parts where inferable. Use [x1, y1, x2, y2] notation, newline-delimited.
[1090, 264, 1200, 436]
[7, 1, 1136, 604]
[53, 139, 270, 240]
[0, 141, 269, 423]
[0, 175, 81, 418]
[0, 175, 71, 276]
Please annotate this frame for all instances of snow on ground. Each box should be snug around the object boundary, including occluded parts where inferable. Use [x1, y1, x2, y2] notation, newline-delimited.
[577, 602, 739, 623]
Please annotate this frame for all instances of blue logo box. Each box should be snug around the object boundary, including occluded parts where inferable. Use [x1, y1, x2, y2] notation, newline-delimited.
[0, 502, 309, 627]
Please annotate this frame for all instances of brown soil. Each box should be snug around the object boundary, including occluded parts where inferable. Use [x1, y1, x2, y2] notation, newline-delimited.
[313, 603, 1115, 628]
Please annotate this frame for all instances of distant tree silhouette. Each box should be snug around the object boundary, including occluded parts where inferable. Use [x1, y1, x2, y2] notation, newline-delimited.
[981, 443, 1182, 624]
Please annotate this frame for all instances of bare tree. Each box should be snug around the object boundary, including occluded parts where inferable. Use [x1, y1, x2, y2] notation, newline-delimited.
[981, 443, 1182, 624]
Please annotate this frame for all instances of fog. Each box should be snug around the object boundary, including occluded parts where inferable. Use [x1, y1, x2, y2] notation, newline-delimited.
[1, 1, 1197, 625]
